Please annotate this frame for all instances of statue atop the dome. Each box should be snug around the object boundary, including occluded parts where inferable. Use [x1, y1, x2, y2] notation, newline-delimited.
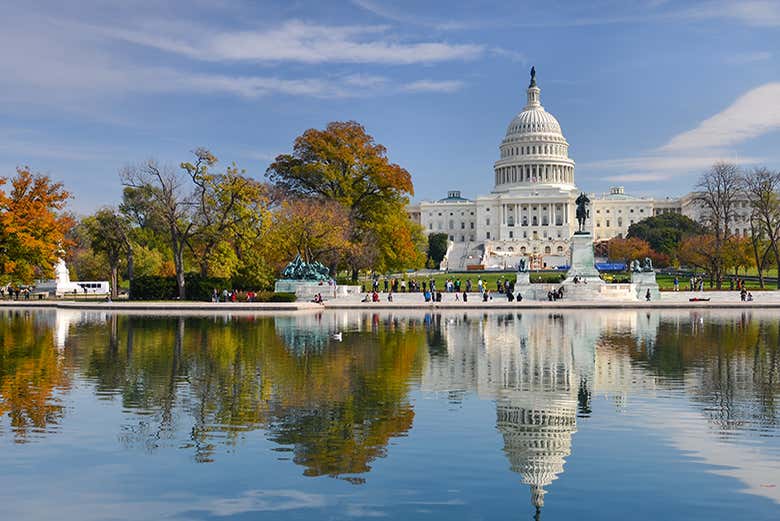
[529, 66, 537, 88]
[575, 192, 590, 233]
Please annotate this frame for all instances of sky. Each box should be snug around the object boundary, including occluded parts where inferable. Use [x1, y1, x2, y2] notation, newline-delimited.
[1, 0, 779, 213]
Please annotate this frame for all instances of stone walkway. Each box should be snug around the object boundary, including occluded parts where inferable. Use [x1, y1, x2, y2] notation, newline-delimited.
[1, 290, 778, 311]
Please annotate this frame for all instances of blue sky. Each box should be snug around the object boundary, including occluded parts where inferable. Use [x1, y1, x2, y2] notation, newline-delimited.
[1, 0, 779, 213]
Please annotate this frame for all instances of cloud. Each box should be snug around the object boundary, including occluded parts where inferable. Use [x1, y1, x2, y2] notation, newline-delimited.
[662, 82, 780, 152]
[207, 490, 327, 516]
[724, 51, 772, 64]
[95, 19, 484, 65]
[691, 0, 780, 27]
[401, 80, 465, 93]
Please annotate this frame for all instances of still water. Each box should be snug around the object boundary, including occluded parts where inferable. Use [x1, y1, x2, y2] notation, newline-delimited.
[1, 308, 779, 520]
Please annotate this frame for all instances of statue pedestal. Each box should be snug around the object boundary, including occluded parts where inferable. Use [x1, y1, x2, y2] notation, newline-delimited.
[274, 280, 361, 300]
[631, 271, 661, 301]
[566, 232, 601, 281]
[516, 271, 530, 286]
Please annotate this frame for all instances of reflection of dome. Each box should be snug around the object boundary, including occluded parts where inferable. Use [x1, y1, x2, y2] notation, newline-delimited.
[497, 397, 577, 510]
[494, 69, 575, 189]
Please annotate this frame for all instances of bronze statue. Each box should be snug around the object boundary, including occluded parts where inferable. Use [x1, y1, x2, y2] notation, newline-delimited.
[529, 66, 536, 88]
[281, 254, 330, 281]
[642, 257, 654, 272]
[575, 192, 590, 232]
[518, 256, 528, 273]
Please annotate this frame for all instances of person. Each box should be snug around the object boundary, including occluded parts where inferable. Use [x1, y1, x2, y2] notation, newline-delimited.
[516, 292, 523, 302]
[372, 291, 380, 302]
[482, 291, 488, 302]
[400, 280, 406, 293]
[455, 292, 460, 301]
[507, 290, 514, 302]
[740, 288, 747, 301]
[477, 278, 483, 294]
[424, 290, 432, 302]
[673, 277, 679, 292]
[462, 291, 468, 302]
[212, 288, 218, 302]
[361, 293, 370, 302]
[387, 292, 393, 302]
[645, 288, 651, 301]
[436, 291, 443, 302]
[466, 279, 472, 293]
[747, 292, 754, 301]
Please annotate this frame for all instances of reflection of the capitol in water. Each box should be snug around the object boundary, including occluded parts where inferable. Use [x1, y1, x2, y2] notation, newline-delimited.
[420, 311, 665, 515]
[17, 308, 780, 517]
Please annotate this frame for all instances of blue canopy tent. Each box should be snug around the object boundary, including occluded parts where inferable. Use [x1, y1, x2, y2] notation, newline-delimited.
[595, 262, 626, 272]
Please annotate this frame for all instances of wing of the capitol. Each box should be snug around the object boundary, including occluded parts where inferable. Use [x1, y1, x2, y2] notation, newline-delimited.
[406, 69, 753, 270]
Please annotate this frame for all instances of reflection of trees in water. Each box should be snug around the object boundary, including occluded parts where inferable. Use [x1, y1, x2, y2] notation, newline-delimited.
[0, 310, 71, 442]
[601, 313, 780, 433]
[67, 313, 427, 474]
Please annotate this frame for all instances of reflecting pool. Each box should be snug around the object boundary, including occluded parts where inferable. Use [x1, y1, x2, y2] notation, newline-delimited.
[1, 308, 779, 520]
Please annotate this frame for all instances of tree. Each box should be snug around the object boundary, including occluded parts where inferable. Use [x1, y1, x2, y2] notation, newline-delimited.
[606, 237, 653, 263]
[0, 167, 72, 284]
[121, 160, 197, 299]
[266, 121, 417, 279]
[742, 167, 780, 287]
[266, 199, 350, 268]
[427, 233, 449, 267]
[181, 151, 269, 278]
[627, 213, 705, 259]
[722, 236, 755, 277]
[693, 162, 742, 288]
[81, 208, 132, 298]
[679, 234, 718, 275]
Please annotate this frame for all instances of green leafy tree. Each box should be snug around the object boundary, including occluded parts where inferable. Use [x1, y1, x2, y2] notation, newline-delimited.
[266, 121, 420, 279]
[627, 213, 705, 259]
[81, 208, 132, 298]
[427, 233, 449, 267]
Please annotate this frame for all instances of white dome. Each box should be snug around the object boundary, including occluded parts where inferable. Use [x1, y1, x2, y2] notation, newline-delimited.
[506, 106, 562, 138]
[493, 70, 575, 190]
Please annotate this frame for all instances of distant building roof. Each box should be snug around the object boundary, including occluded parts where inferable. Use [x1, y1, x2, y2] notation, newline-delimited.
[437, 190, 472, 203]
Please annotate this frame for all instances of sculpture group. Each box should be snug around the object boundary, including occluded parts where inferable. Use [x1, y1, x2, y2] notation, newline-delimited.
[630, 258, 654, 273]
[281, 255, 330, 281]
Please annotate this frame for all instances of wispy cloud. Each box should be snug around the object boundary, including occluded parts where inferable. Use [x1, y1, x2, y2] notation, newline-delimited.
[662, 82, 780, 152]
[401, 80, 465, 93]
[95, 19, 484, 65]
[585, 81, 780, 183]
[724, 51, 772, 64]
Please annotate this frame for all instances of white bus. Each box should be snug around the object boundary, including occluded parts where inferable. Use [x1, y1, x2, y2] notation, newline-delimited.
[75, 281, 111, 294]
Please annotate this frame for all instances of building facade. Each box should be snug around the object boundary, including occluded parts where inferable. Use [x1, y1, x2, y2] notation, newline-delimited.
[407, 72, 752, 269]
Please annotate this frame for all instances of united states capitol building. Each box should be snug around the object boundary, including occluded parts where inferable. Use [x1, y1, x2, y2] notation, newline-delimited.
[407, 69, 751, 270]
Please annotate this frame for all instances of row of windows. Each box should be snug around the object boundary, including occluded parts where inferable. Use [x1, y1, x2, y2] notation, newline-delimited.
[429, 211, 475, 217]
[500, 143, 566, 158]
[493, 245, 566, 254]
[429, 221, 475, 231]
[595, 208, 646, 215]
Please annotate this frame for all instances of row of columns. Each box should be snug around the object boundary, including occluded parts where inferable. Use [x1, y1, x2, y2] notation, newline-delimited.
[500, 202, 569, 228]
[495, 164, 574, 186]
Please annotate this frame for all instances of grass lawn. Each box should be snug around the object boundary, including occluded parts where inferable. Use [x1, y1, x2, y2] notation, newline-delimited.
[655, 274, 778, 291]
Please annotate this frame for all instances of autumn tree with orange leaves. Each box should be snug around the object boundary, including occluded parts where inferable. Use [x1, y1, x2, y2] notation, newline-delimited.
[267, 121, 425, 280]
[0, 167, 73, 284]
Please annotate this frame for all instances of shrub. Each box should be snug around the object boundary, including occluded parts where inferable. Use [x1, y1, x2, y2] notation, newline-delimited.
[129, 275, 178, 300]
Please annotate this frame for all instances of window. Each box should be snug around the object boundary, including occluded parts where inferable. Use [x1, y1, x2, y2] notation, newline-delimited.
[544, 246, 551, 254]
[486, 218, 491, 226]
[596, 221, 601, 227]
[606, 220, 610, 227]
[428, 223, 433, 230]
[486, 231, 491, 239]
[461, 222, 465, 229]
[449, 235, 454, 241]
[470, 222, 474, 229]
[509, 231, 514, 238]
[557, 246, 564, 253]
[449, 220, 454, 229]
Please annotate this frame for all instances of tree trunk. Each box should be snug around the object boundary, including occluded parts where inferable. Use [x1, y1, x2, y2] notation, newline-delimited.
[351, 267, 358, 282]
[172, 230, 186, 299]
[772, 242, 780, 290]
[110, 263, 119, 299]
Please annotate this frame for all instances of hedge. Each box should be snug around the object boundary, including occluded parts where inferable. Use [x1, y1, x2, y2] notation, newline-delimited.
[129, 275, 291, 301]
